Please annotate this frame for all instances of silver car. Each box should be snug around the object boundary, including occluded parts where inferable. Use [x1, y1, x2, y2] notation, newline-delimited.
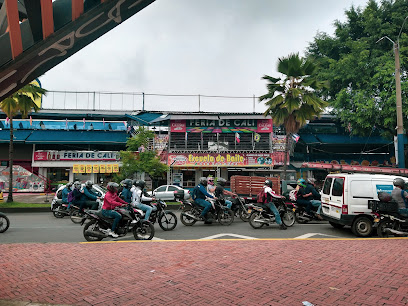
[150, 185, 190, 200]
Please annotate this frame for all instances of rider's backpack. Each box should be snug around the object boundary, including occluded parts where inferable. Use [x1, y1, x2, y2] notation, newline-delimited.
[256, 188, 267, 204]
[67, 191, 74, 203]
[289, 190, 298, 202]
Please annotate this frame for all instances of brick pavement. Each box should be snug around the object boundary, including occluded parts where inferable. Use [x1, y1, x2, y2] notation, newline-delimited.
[0, 239, 407, 306]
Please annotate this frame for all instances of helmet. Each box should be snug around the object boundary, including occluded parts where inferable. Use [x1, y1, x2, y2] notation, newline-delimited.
[107, 182, 119, 193]
[73, 181, 81, 189]
[66, 182, 73, 189]
[85, 180, 93, 188]
[123, 179, 133, 189]
[199, 177, 208, 187]
[307, 178, 316, 185]
[393, 178, 405, 188]
[133, 180, 146, 189]
[264, 179, 273, 188]
[297, 179, 306, 187]
[217, 177, 227, 187]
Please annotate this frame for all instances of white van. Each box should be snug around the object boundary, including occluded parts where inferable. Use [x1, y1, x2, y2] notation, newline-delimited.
[320, 173, 405, 237]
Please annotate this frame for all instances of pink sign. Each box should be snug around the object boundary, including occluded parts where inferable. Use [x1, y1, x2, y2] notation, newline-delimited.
[257, 119, 273, 133]
[170, 120, 186, 133]
[33, 152, 48, 161]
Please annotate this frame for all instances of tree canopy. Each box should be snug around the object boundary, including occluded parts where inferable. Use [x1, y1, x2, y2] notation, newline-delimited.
[306, 0, 408, 137]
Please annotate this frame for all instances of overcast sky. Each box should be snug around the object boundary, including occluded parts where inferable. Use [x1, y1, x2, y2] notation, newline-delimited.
[40, 0, 370, 113]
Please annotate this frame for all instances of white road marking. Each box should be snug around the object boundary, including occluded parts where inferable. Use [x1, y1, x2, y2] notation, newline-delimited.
[199, 233, 258, 240]
[294, 233, 339, 239]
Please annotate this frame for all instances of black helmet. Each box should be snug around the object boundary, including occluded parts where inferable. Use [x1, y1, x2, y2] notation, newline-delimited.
[73, 181, 81, 189]
[85, 180, 93, 188]
[123, 179, 133, 189]
[134, 180, 146, 189]
[264, 179, 273, 188]
[107, 182, 119, 193]
[66, 182, 73, 189]
[393, 178, 405, 188]
[217, 177, 227, 187]
[199, 177, 208, 187]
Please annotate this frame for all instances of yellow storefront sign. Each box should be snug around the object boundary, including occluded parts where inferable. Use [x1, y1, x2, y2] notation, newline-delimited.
[79, 165, 85, 173]
[99, 164, 106, 173]
[73, 165, 79, 173]
[112, 164, 119, 173]
[86, 165, 92, 173]
[106, 164, 112, 173]
[93, 165, 99, 173]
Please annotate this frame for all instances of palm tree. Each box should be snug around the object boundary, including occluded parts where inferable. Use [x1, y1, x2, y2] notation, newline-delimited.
[259, 53, 328, 180]
[0, 84, 46, 202]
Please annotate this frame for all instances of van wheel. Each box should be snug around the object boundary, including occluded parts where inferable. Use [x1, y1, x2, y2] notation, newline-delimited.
[351, 217, 373, 237]
[329, 221, 345, 229]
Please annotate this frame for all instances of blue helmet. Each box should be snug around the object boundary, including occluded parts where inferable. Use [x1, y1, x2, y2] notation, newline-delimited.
[297, 179, 306, 188]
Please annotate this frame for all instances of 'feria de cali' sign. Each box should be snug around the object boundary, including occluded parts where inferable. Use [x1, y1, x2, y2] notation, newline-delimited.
[0, 0, 155, 101]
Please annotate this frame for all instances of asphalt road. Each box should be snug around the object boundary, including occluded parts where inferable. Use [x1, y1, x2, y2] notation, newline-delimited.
[0, 211, 368, 243]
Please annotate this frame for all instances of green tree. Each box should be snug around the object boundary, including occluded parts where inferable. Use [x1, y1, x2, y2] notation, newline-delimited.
[116, 127, 168, 183]
[260, 53, 328, 179]
[306, 0, 408, 137]
[0, 84, 47, 202]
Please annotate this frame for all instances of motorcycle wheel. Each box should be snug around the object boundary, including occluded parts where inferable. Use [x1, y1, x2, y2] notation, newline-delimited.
[218, 208, 234, 225]
[239, 207, 251, 222]
[133, 222, 155, 240]
[158, 211, 177, 231]
[83, 219, 104, 241]
[70, 209, 84, 224]
[0, 213, 10, 233]
[377, 219, 394, 238]
[180, 209, 197, 226]
[282, 210, 295, 227]
[295, 211, 309, 224]
[52, 207, 65, 219]
[249, 211, 265, 229]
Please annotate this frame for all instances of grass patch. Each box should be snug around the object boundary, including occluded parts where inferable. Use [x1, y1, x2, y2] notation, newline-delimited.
[0, 202, 50, 208]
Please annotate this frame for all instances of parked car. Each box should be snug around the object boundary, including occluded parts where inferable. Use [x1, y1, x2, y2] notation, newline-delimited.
[148, 185, 190, 200]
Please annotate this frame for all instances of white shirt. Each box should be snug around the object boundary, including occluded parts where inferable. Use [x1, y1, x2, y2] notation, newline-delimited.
[130, 186, 153, 207]
[264, 186, 281, 199]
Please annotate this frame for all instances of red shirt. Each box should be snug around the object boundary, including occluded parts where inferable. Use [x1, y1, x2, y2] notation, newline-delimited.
[102, 191, 128, 210]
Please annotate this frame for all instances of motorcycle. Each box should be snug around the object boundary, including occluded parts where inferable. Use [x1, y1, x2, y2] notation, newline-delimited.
[70, 198, 104, 224]
[81, 205, 155, 241]
[146, 200, 178, 231]
[179, 198, 234, 226]
[294, 202, 324, 224]
[247, 198, 295, 229]
[230, 196, 251, 222]
[0, 212, 10, 233]
[370, 200, 408, 238]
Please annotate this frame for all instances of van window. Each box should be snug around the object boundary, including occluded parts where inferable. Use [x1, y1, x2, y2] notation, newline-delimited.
[323, 178, 332, 195]
[332, 178, 344, 196]
[351, 180, 373, 198]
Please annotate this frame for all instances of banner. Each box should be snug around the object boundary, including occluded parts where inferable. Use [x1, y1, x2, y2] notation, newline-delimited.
[257, 119, 273, 133]
[170, 120, 186, 133]
[93, 165, 99, 173]
[106, 164, 113, 173]
[34, 151, 120, 161]
[99, 165, 106, 173]
[79, 165, 85, 173]
[167, 152, 288, 167]
[112, 164, 119, 173]
[73, 165, 79, 173]
[86, 165, 93, 173]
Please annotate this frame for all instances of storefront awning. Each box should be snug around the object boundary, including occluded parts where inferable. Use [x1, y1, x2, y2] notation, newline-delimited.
[300, 134, 321, 144]
[25, 130, 129, 144]
[0, 130, 32, 143]
[315, 134, 391, 145]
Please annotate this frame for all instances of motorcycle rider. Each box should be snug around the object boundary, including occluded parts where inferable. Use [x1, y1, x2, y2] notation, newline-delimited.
[62, 182, 73, 210]
[305, 178, 323, 220]
[193, 177, 217, 221]
[207, 176, 216, 196]
[120, 179, 133, 204]
[295, 178, 314, 218]
[214, 177, 236, 209]
[131, 180, 156, 222]
[79, 180, 101, 212]
[391, 178, 408, 216]
[263, 179, 287, 230]
[102, 182, 128, 238]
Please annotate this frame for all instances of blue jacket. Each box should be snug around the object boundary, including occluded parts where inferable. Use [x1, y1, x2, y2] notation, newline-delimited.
[121, 187, 132, 204]
[61, 187, 70, 204]
[195, 184, 214, 200]
[81, 187, 99, 201]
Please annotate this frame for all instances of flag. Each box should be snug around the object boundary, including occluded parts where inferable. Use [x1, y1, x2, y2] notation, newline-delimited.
[123, 121, 127, 127]
[29, 116, 32, 126]
[235, 132, 240, 143]
[254, 133, 260, 142]
[347, 123, 352, 133]
[5, 117, 9, 125]
[292, 133, 300, 143]
[83, 118, 86, 128]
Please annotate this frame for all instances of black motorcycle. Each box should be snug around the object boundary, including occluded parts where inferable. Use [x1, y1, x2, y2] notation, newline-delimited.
[230, 197, 251, 222]
[179, 198, 234, 226]
[294, 202, 324, 224]
[247, 198, 295, 229]
[370, 200, 408, 238]
[0, 212, 10, 233]
[81, 205, 155, 241]
[51, 202, 71, 218]
[147, 200, 178, 231]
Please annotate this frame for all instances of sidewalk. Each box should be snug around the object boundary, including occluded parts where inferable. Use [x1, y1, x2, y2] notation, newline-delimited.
[0, 239, 407, 305]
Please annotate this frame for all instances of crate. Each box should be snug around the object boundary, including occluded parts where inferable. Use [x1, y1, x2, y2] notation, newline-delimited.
[368, 200, 399, 212]
[230, 176, 280, 196]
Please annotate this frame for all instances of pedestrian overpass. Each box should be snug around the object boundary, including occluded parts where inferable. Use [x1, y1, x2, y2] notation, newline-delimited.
[0, 0, 155, 101]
